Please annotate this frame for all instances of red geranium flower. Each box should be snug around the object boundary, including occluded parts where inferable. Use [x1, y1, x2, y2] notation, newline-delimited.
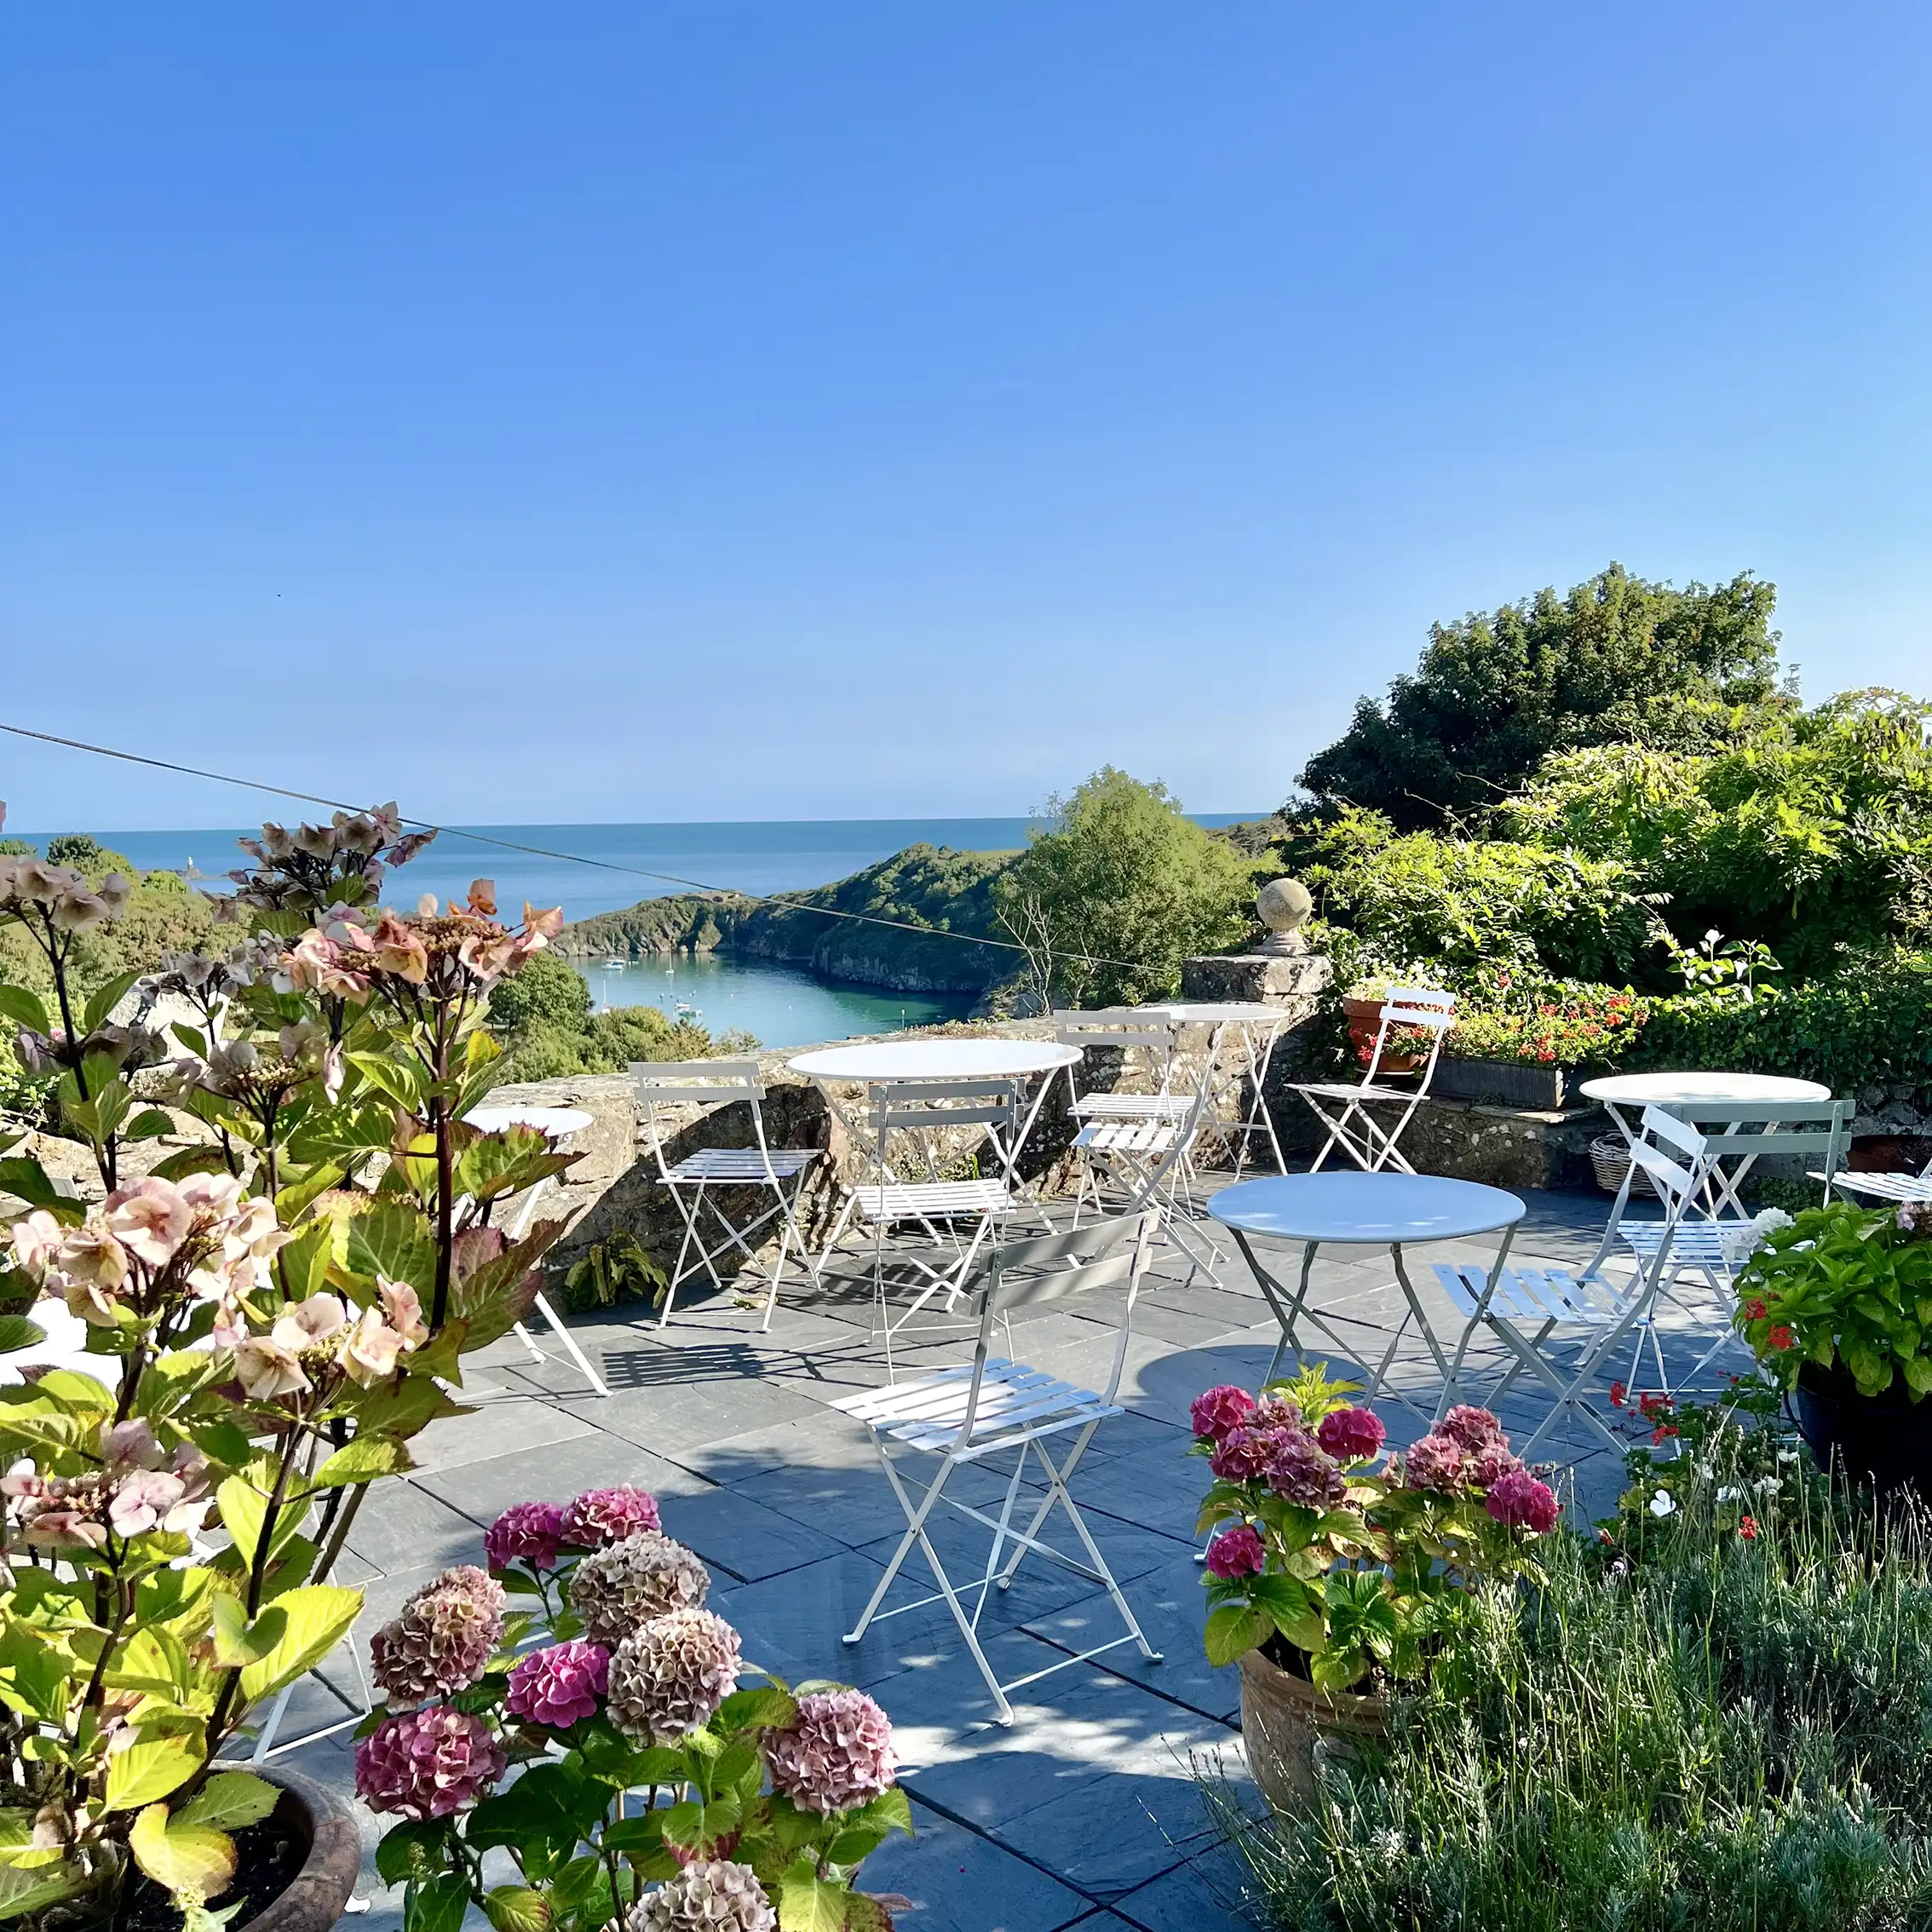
[1766, 1325, 1794, 1352]
[1743, 1298, 1768, 1322]
[1609, 1382, 1628, 1409]
[1738, 1515, 1759, 1540]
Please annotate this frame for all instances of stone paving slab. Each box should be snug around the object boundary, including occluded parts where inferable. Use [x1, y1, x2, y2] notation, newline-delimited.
[297, 1183, 1685, 1929]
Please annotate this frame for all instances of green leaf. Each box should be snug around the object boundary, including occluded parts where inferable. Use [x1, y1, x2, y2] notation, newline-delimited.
[123, 1109, 176, 1143]
[375, 1822, 451, 1889]
[239, 1584, 363, 1701]
[82, 970, 144, 1036]
[0, 1159, 83, 1224]
[0, 1627, 72, 1726]
[404, 1871, 470, 1932]
[216, 1476, 267, 1567]
[309, 1437, 415, 1489]
[106, 1733, 206, 1811]
[1202, 1603, 1272, 1668]
[147, 1146, 236, 1185]
[483, 1887, 551, 1932]
[103, 1627, 192, 1702]
[176, 1773, 280, 1832]
[0, 989, 50, 1038]
[0, 1319, 43, 1356]
[129, 1803, 237, 1902]
[0, 1857, 88, 1920]
[273, 1163, 347, 1227]
[348, 1054, 429, 1113]
[778, 1860, 853, 1932]
[344, 1202, 437, 1297]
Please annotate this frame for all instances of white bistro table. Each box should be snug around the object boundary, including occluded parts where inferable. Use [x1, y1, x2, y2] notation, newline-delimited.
[1580, 1072, 1832, 1218]
[1137, 1000, 1291, 1177]
[1206, 1171, 1526, 1423]
[788, 1038, 1082, 1198]
[461, 1103, 607, 1396]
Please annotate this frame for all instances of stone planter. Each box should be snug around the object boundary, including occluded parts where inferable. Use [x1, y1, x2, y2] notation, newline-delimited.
[1238, 1647, 1388, 1814]
[1434, 1056, 1575, 1110]
[233, 1762, 363, 1932]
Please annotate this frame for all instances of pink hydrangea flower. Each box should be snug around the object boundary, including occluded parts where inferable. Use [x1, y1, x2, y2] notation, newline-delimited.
[764, 1688, 897, 1815]
[506, 1639, 610, 1728]
[1264, 1430, 1344, 1509]
[564, 1486, 662, 1550]
[1462, 1439, 1522, 1489]
[1207, 1426, 1274, 1484]
[485, 1499, 569, 1573]
[1315, 1406, 1386, 1463]
[1486, 1469, 1560, 1534]
[1205, 1525, 1266, 1578]
[1189, 1385, 1257, 1443]
[354, 1707, 505, 1819]
[1401, 1431, 1465, 1492]
[1439, 1405, 1504, 1450]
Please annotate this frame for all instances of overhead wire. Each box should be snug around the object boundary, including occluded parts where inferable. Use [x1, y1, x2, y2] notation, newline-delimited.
[0, 719, 1143, 971]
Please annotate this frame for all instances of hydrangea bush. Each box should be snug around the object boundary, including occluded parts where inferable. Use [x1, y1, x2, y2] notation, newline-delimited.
[356, 1485, 911, 1932]
[0, 808, 579, 1930]
[1192, 1365, 1561, 1692]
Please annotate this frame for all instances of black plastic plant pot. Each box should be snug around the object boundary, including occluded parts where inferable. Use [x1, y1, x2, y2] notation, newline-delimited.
[1790, 1366, 1932, 1497]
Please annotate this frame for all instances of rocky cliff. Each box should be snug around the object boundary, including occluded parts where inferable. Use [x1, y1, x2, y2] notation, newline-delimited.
[556, 842, 1017, 995]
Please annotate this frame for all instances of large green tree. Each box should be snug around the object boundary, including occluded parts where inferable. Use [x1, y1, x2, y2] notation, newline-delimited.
[1299, 564, 1783, 829]
[994, 768, 1256, 1006]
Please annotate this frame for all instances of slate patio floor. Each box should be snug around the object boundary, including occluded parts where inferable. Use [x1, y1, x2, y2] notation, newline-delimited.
[268, 1184, 1741, 1932]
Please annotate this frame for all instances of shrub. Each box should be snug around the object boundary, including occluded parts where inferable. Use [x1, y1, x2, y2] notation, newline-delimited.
[1211, 1394, 1932, 1930]
[1631, 948, 1932, 1104]
[1446, 986, 1646, 1067]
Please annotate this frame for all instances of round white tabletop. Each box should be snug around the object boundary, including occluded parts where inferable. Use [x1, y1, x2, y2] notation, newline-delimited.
[1579, 1072, 1831, 1107]
[1206, 1171, 1527, 1245]
[464, 1104, 595, 1139]
[1137, 1002, 1285, 1026]
[787, 1039, 1082, 1083]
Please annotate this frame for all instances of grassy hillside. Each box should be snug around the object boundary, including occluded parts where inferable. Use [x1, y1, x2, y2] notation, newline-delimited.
[557, 844, 1017, 994]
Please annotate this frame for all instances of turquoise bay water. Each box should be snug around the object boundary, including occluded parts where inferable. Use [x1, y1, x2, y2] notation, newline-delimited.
[36, 814, 1258, 1049]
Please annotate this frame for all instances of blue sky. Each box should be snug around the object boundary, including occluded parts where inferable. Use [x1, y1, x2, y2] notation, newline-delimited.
[3, 3, 1929, 831]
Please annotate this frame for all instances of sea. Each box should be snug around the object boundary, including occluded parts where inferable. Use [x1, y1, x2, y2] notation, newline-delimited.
[24, 815, 1260, 1048]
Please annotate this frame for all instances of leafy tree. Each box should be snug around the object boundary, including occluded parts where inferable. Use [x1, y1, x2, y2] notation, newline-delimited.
[1300, 564, 1783, 829]
[485, 945, 595, 1034]
[994, 768, 1256, 1006]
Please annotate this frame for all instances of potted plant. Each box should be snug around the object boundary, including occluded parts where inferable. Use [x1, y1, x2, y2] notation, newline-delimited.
[1191, 1366, 1559, 1813]
[354, 1486, 911, 1932]
[0, 812, 578, 1932]
[1435, 989, 1645, 1110]
[1734, 1198, 1932, 1492]
[1339, 973, 1444, 1075]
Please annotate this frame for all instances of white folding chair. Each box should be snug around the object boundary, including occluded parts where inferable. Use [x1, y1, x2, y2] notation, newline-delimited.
[1292, 988, 1456, 1173]
[1433, 1106, 1719, 1458]
[833, 1211, 1163, 1723]
[1816, 1131, 1932, 1208]
[822, 1078, 1031, 1373]
[492, 1174, 612, 1397]
[632, 1059, 821, 1331]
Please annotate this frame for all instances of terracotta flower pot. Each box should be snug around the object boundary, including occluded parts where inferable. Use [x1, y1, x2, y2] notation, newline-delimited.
[1238, 1647, 1388, 1814]
[1341, 997, 1422, 1076]
[232, 1763, 364, 1932]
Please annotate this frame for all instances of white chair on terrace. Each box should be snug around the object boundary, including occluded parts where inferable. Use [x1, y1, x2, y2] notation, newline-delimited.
[632, 1059, 821, 1331]
[833, 1211, 1163, 1723]
[1291, 987, 1456, 1173]
[822, 1078, 1031, 1373]
[1817, 1140, 1932, 1209]
[1433, 1106, 1719, 1457]
[1052, 1009, 1191, 1217]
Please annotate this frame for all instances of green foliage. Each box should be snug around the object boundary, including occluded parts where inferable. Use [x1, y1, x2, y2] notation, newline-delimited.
[1632, 949, 1932, 1103]
[1214, 1400, 1932, 1931]
[1446, 984, 1645, 1067]
[995, 768, 1256, 1007]
[560, 1233, 666, 1314]
[1734, 1199, 1932, 1399]
[1299, 563, 1783, 830]
[484, 949, 593, 1035]
[1296, 807, 1662, 982]
[1499, 692, 1932, 974]
[491, 1003, 729, 1084]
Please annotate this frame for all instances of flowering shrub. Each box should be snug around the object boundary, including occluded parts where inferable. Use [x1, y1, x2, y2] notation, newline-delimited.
[1734, 1199, 1932, 1399]
[1192, 1366, 1560, 1692]
[0, 808, 582, 1931]
[1447, 987, 1645, 1067]
[355, 1486, 910, 1932]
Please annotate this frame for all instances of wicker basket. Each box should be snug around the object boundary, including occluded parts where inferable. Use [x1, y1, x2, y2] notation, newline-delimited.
[1590, 1132, 1659, 1198]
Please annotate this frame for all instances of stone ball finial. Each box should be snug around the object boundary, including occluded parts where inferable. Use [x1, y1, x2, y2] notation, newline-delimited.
[1256, 877, 1312, 957]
